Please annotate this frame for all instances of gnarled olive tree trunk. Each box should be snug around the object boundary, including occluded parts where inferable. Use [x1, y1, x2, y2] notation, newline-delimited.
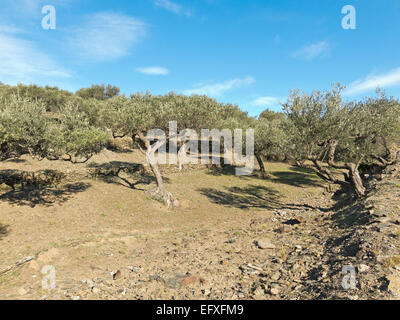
[135, 132, 177, 209]
[297, 141, 366, 197]
[327, 140, 366, 197]
[255, 153, 266, 177]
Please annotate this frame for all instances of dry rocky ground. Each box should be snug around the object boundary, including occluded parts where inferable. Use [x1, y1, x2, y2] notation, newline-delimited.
[1, 145, 400, 300]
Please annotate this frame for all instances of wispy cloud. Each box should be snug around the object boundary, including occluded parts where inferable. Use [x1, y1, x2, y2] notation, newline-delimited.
[293, 41, 329, 60]
[68, 12, 147, 62]
[250, 96, 285, 108]
[345, 67, 400, 96]
[184, 77, 255, 97]
[154, 0, 191, 17]
[136, 66, 169, 76]
[0, 33, 70, 85]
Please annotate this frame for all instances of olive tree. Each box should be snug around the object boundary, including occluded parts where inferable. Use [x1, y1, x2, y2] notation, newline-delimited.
[283, 85, 400, 197]
[0, 94, 108, 165]
[46, 101, 108, 163]
[254, 119, 287, 177]
[0, 95, 50, 161]
[254, 111, 287, 177]
[102, 93, 229, 207]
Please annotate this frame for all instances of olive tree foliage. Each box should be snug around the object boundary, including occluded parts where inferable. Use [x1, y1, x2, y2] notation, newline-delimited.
[253, 113, 288, 177]
[0, 95, 51, 161]
[76, 84, 120, 101]
[350, 92, 400, 165]
[282, 84, 400, 197]
[47, 102, 108, 163]
[0, 83, 74, 112]
[0, 94, 108, 165]
[259, 109, 286, 122]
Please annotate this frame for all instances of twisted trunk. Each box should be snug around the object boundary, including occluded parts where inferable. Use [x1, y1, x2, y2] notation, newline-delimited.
[255, 153, 266, 177]
[135, 132, 176, 208]
[347, 162, 365, 197]
[309, 157, 337, 183]
[327, 140, 365, 197]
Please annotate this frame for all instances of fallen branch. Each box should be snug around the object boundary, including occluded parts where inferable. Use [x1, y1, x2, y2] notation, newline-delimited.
[0, 255, 36, 276]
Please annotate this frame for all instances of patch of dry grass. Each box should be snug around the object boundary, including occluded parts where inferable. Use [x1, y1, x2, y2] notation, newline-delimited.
[383, 256, 400, 268]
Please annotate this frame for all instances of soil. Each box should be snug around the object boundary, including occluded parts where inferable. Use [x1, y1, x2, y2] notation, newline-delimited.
[1, 147, 400, 300]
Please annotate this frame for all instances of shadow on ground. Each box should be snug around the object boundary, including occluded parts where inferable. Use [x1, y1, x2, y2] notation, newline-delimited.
[0, 182, 91, 208]
[206, 164, 242, 177]
[284, 184, 365, 229]
[198, 184, 282, 210]
[4, 159, 26, 163]
[87, 161, 169, 191]
[206, 164, 325, 188]
[271, 168, 325, 188]
[201, 165, 327, 211]
[105, 144, 134, 154]
[329, 199, 370, 229]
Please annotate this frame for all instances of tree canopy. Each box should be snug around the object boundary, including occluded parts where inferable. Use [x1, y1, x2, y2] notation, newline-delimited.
[0, 93, 108, 163]
[1, 82, 399, 205]
[76, 84, 120, 101]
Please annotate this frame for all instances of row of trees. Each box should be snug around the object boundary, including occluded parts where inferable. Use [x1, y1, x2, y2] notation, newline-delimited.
[282, 85, 400, 196]
[0, 101, 107, 164]
[252, 85, 400, 197]
[1, 82, 399, 207]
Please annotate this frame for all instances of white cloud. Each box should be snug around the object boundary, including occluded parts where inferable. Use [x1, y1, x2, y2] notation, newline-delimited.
[250, 96, 285, 108]
[68, 12, 147, 62]
[155, 0, 180, 14]
[154, 0, 191, 17]
[345, 67, 400, 96]
[0, 34, 70, 85]
[293, 41, 329, 60]
[184, 77, 255, 97]
[136, 66, 169, 75]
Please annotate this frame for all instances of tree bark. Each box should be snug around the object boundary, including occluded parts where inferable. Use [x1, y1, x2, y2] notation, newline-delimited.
[327, 140, 366, 197]
[135, 132, 176, 208]
[347, 162, 366, 197]
[255, 153, 266, 177]
[310, 157, 337, 183]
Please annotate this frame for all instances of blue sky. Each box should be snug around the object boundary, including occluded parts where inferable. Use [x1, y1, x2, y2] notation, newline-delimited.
[1, 0, 400, 116]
